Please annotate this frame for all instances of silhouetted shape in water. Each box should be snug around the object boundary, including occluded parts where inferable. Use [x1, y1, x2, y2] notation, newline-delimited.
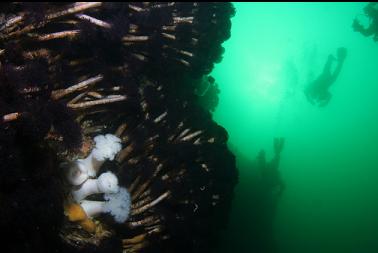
[258, 137, 285, 198]
[251, 138, 285, 253]
[353, 2, 378, 42]
[304, 47, 347, 107]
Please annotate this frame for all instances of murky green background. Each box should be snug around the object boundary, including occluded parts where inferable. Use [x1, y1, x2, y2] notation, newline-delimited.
[212, 2, 378, 252]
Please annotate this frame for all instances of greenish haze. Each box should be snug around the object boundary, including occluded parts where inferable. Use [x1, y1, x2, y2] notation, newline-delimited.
[212, 2, 378, 253]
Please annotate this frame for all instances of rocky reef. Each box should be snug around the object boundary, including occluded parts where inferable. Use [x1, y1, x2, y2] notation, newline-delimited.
[0, 3, 237, 253]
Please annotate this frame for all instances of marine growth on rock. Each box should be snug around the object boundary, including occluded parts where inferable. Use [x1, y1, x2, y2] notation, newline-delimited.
[0, 3, 238, 253]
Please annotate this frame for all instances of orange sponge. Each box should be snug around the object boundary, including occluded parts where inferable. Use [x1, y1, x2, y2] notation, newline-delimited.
[65, 203, 97, 233]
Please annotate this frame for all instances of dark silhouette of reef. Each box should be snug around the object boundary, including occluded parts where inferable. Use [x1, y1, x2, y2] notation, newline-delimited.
[195, 75, 221, 113]
[0, 2, 237, 253]
[353, 2, 378, 42]
[214, 139, 286, 253]
[0, 130, 64, 253]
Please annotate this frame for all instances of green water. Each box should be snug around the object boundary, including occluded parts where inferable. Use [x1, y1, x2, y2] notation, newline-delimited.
[212, 2, 378, 253]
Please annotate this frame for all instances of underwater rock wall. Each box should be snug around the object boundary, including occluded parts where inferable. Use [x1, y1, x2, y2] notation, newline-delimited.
[0, 3, 237, 253]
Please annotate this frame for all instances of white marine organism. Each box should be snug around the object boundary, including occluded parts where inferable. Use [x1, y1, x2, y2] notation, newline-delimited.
[72, 171, 119, 202]
[80, 187, 131, 223]
[76, 134, 122, 178]
[65, 134, 131, 224]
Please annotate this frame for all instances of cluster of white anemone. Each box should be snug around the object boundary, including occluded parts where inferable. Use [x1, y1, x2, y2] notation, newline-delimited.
[66, 134, 131, 223]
